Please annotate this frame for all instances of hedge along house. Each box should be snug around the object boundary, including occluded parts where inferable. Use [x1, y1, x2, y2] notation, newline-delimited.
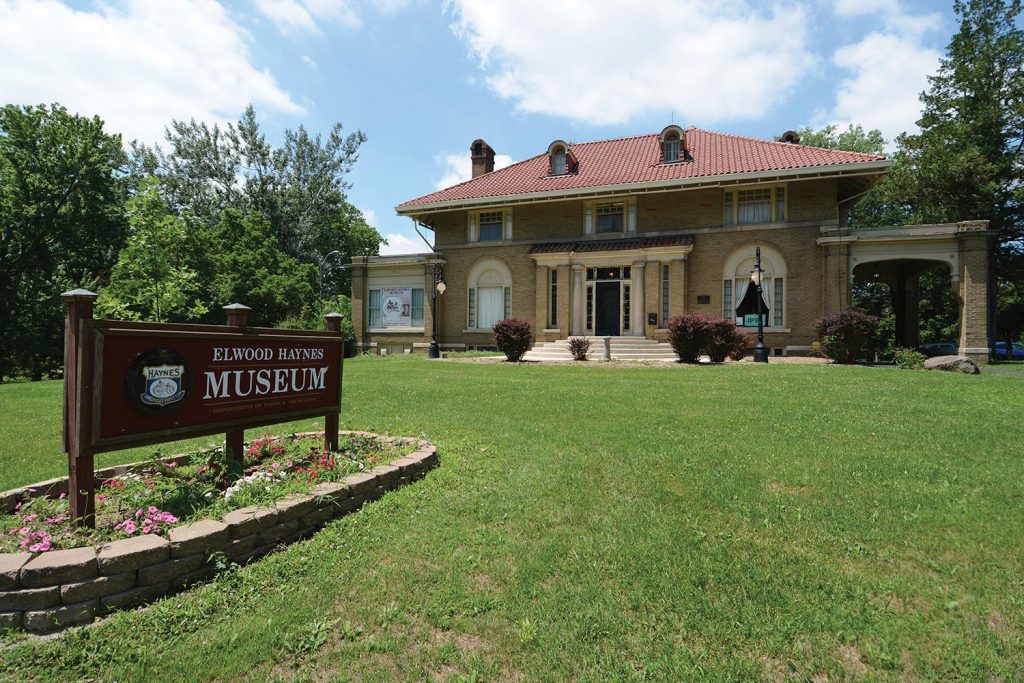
[351, 127, 994, 361]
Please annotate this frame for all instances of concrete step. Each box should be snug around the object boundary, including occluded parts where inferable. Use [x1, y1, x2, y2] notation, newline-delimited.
[523, 337, 677, 362]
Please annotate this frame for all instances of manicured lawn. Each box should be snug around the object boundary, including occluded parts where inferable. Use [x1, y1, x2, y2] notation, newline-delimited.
[1, 357, 1022, 680]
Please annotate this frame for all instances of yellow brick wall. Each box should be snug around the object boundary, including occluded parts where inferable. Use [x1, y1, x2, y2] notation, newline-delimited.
[375, 179, 845, 352]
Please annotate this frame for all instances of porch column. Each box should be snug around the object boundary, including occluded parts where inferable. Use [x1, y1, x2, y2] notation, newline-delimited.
[956, 220, 993, 362]
[535, 265, 549, 333]
[571, 265, 585, 336]
[631, 261, 645, 336]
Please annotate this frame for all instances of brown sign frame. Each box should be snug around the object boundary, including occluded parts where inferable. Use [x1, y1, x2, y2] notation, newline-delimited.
[62, 291, 345, 527]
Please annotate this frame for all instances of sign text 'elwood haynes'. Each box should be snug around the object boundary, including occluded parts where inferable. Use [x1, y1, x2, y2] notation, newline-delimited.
[97, 332, 342, 444]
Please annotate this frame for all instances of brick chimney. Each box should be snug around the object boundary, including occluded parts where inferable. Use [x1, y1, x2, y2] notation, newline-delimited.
[470, 139, 495, 178]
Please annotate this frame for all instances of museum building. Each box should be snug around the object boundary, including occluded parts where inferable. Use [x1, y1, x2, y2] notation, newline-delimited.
[350, 126, 993, 360]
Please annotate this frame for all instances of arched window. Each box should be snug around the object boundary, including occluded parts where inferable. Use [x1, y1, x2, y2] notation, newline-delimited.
[659, 125, 686, 163]
[467, 258, 512, 330]
[547, 140, 570, 175]
[722, 246, 786, 328]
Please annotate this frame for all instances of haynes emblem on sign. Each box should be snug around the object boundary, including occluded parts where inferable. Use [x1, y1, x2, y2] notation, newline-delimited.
[141, 364, 185, 406]
[126, 349, 191, 415]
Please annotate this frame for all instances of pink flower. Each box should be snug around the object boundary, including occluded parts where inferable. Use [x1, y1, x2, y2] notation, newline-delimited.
[97, 494, 106, 501]
[59, 492, 67, 499]
[29, 541, 50, 552]
[166, 462, 177, 468]
[285, 461, 293, 468]
[14, 502, 21, 511]
[18, 527, 30, 535]
[122, 520, 136, 534]
[19, 538, 31, 548]
[22, 514, 37, 522]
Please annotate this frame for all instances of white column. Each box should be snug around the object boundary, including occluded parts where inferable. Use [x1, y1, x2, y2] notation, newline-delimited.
[571, 265, 585, 336]
[631, 261, 645, 336]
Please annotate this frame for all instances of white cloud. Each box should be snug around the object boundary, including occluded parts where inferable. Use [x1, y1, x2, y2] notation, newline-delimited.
[433, 150, 513, 190]
[301, 55, 318, 69]
[254, 0, 363, 34]
[445, 0, 815, 126]
[359, 207, 378, 226]
[0, 0, 303, 146]
[379, 231, 430, 255]
[822, 1, 943, 143]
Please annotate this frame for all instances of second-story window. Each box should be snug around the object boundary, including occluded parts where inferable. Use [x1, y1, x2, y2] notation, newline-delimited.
[595, 202, 624, 233]
[723, 185, 787, 226]
[478, 211, 503, 241]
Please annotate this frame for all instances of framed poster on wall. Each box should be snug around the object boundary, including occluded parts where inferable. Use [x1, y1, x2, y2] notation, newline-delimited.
[381, 288, 412, 327]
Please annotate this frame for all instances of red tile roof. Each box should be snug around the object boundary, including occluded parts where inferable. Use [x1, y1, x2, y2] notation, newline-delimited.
[528, 235, 693, 255]
[398, 128, 887, 210]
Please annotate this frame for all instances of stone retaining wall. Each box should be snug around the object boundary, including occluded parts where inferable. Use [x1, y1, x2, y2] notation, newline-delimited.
[0, 439, 438, 634]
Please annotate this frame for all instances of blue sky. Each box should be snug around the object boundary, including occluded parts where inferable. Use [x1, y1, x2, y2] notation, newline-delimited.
[0, 0, 959, 253]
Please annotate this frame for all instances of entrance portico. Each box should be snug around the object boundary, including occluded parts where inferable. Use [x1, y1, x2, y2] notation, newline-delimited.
[530, 235, 693, 340]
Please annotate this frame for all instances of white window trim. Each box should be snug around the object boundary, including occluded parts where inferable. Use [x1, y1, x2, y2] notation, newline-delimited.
[721, 245, 787, 329]
[585, 197, 636, 235]
[723, 184, 787, 226]
[466, 258, 513, 330]
[468, 207, 513, 242]
[367, 287, 426, 331]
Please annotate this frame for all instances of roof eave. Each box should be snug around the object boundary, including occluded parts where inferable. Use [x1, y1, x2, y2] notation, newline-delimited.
[395, 159, 893, 217]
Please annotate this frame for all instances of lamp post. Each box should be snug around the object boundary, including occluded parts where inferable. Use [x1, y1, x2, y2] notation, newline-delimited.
[751, 247, 769, 363]
[428, 262, 446, 359]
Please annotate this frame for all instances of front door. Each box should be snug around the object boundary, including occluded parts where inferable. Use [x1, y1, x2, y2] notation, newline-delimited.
[595, 282, 620, 336]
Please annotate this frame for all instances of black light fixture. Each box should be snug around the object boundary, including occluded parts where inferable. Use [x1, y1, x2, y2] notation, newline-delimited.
[751, 246, 769, 363]
[428, 262, 446, 359]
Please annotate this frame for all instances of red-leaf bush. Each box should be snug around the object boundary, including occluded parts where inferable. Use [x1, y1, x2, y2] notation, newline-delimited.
[568, 336, 591, 361]
[666, 313, 712, 363]
[492, 318, 533, 362]
[706, 318, 752, 363]
[667, 314, 750, 363]
[813, 309, 880, 363]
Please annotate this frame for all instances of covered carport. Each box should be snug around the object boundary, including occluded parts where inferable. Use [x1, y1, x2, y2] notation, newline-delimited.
[818, 221, 994, 362]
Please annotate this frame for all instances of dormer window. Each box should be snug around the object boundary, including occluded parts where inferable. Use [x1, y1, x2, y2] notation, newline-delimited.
[552, 149, 567, 175]
[664, 134, 680, 162]
[659, 125, 687, 164]
[547, 140, 573, 176]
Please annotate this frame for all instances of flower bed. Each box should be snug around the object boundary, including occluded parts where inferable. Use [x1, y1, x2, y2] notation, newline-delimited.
[2, 432, 406, 554]
[0, 431, 438, 633]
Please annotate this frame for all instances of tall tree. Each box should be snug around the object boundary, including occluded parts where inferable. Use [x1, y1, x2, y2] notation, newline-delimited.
[0, 104, 128, 380]
[97, 178, 209, 323]
[132, 106, 382, 293]
[895, 0, 1024, 346]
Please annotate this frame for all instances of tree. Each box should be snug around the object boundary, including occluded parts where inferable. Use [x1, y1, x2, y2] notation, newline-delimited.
[97, 178, 208, 322]
[0, 104, 128, 380]
[132, 106, 382, 293]
[790, 124, 886, 154]
[896, 0, 1024, 346]
[207, 209, 317, 327]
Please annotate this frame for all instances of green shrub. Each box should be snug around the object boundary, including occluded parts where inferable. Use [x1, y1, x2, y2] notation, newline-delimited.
[893, 347, 926, 369]
[492, 319, 533, 362]
[666, 314, 710, 363]
[813, 309, 880, 363]
[568, 336, 591, 361]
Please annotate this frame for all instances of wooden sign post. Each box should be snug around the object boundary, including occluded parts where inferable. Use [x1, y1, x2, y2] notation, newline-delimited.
[61, 290, 345, 528]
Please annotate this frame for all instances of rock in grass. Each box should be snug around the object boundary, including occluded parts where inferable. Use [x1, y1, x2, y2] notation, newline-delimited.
[923, 355, 980, 374]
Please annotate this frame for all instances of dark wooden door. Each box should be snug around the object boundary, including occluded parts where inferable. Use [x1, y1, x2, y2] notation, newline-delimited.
[595, 282, 620, 336]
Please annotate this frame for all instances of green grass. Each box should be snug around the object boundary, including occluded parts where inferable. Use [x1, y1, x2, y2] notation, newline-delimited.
[1, 357, 1022, 680]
